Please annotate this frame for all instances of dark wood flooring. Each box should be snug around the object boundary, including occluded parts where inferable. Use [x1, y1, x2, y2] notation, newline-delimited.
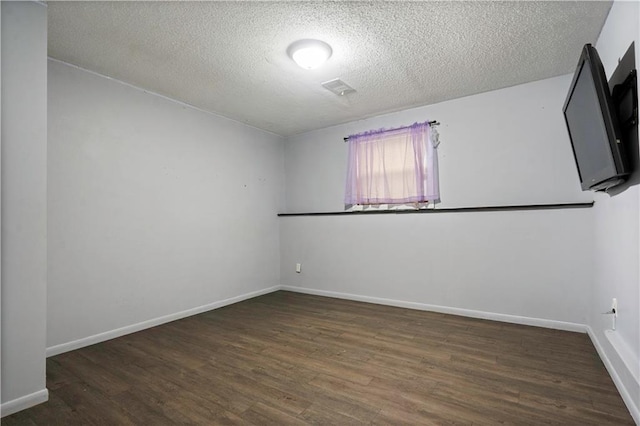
[3, 291, 634, 425]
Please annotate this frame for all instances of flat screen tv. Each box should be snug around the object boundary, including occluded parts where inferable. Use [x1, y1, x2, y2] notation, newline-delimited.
[563, 43, 628, 191]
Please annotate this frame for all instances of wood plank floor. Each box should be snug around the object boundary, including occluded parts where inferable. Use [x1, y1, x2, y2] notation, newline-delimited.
[3, 291, 634, 425]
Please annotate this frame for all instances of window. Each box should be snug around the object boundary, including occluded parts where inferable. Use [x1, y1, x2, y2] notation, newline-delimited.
[344, 121, 440, 208]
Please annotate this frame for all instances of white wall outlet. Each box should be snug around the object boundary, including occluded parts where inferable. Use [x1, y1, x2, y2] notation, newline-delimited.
[295, 263, 301, 273]
[612, 298, 618, 317]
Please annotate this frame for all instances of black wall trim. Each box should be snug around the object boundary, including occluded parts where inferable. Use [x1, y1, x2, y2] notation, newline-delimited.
[278, 202, 594, 217]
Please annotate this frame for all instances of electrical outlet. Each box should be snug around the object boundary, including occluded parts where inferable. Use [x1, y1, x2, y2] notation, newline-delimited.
[296, 263, 301, 273]
[612, 298, 618, 317]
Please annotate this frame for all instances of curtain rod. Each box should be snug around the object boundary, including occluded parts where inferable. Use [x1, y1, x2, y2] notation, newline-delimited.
[343, 120, 440, 142]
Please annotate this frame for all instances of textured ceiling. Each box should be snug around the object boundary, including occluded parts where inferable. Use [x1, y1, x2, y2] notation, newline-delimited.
[48, 1, 612, 136]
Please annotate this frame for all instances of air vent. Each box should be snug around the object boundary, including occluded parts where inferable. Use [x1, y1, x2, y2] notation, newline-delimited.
[321, 78, 356, 96]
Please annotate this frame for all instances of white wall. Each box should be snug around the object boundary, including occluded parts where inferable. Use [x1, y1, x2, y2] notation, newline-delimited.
[47, 60, 284, 351]
[591, 0, 640, 421]
[281, 75, 594, 327]
[1, 1, 48, 416]
[285, 75, 593, 213]
[1, 0, 3, 409]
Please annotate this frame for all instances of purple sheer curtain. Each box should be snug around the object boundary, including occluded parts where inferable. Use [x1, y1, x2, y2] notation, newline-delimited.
[344, 121, 439, 206]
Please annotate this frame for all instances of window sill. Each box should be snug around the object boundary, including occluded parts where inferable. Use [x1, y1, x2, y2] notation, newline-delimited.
[277, 202, 594, 217]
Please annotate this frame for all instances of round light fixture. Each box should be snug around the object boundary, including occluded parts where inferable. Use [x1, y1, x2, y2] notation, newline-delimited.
[287, 39, 332, 70]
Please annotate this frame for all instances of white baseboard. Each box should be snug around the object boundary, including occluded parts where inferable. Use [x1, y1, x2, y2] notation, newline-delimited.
[280, 286, 587, 333]
[1, 389, 48, 418]
[46, 286, 281, 357]
[605, 329, 640, 386]
[587, 326, 640, 425]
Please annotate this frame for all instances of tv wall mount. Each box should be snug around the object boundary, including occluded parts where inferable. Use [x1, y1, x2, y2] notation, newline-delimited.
[612, 69, 638, 130]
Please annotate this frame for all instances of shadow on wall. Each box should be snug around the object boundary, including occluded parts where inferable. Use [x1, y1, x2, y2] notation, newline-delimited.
[607, 42, 638, 197]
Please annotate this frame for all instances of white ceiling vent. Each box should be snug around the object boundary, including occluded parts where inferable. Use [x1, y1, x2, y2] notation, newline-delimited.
[321, 78, 356, 96]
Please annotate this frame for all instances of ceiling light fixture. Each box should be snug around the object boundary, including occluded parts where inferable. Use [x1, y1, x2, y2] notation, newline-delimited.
[287, 39, 332, 70]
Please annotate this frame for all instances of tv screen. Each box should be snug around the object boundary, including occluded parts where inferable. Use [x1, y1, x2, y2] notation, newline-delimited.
[563, 43, 628, 191]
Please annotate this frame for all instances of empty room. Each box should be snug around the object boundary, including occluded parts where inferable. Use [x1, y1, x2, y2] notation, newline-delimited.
[1, 0, 639, 424]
